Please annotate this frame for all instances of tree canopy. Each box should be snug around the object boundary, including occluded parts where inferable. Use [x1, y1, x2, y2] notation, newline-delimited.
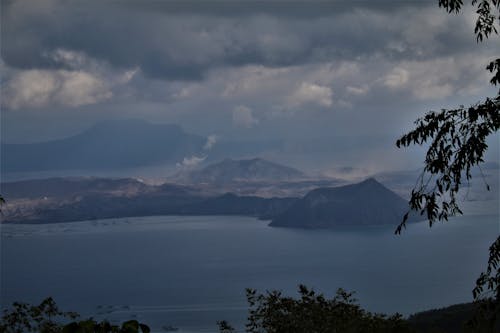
[396, 0, 499, 330]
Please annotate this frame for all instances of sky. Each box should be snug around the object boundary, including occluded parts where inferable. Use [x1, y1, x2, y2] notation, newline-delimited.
[1, 0, 499, 174]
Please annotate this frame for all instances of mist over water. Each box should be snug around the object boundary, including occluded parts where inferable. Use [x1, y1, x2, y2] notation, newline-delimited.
[1, 213, 498, 333]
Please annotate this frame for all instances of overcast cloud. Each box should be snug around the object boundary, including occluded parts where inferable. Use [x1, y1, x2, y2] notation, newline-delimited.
[1, 0, 498, 172]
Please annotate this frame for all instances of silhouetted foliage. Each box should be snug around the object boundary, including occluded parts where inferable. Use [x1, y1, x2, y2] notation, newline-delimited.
[466, 237, 500, 332]
[408, 302, 480, 333]
[397, 1, 499, 332]
[438, 0, 499, 42]
[395, 98, 499, 231]
[218, 286, 414, 333]
[4, 297, 489, 333]
[62, 319, 150, 333]
[0, 298, 149, 333]
[0, 297, 78, 333]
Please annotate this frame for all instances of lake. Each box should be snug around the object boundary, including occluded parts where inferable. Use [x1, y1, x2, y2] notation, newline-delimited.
[1, 213, 499, 332]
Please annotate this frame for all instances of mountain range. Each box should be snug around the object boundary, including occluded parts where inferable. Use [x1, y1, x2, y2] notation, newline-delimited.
[1, 176, 418, 228]
[0, 177, 298, 224]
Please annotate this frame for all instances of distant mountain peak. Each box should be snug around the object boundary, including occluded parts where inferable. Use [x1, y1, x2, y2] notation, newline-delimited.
[271, 178, 422, 228]
[306, 177, 387, 197]
[361, 177, 378, 184]
[358, 177, 385, 187]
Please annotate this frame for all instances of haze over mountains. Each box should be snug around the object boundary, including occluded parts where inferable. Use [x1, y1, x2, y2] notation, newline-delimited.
[1, 118, 497, 225]
[174, 157, 306, 184]
[1, 119, 323, 183]
[0, 118, 418, 181]
[4, 118, 497, 187]
[1, 119, 205, 172]
[170, 157, 347, 198]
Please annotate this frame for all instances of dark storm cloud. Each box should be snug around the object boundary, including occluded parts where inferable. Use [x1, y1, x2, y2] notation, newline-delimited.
[1, 0, 479, 81]
[119, 0, 432, 18]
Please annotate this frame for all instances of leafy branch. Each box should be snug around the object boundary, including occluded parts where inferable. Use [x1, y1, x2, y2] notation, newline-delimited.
[395, 97, 500, 233]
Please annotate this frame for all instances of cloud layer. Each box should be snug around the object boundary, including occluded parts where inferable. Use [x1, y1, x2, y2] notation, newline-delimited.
[1, 0, 498, 151]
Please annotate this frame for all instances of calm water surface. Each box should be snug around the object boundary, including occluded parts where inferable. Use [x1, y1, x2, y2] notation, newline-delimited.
[1, 214, 499, 332]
